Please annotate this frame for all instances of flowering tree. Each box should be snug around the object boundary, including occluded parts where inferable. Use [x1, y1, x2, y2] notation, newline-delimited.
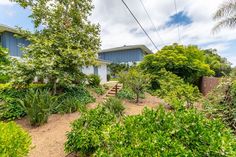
[11, 0, 101, 93]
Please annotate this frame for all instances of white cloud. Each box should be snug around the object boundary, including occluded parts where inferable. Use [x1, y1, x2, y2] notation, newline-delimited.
[90, 0, 236, 60]
[0, 0, 14, 5]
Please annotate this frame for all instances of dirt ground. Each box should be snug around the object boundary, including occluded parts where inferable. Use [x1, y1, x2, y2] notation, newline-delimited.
[124, 93, 164, 115]
[16, 93, 162, 157]
[16, 113, 80, 157]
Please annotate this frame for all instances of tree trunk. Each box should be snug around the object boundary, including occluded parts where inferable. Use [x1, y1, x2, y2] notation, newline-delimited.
[53, 80, 57, 95]
[136, 92, 139, 104]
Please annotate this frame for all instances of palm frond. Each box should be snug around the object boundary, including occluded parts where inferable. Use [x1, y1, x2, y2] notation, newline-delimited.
[213, 16, 236, 33]
[213, 0, 236, 20]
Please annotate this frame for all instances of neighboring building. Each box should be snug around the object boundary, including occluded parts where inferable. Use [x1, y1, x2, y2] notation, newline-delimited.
[98, 45, 153, 64]
[0, 24, 29, 57]
[0, 24, 109, 83]
[82, 59, 110, 84]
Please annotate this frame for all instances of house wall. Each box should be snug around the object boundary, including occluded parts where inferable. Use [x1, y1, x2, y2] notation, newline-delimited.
[98, 48, 144, 63]
[98, 64, 107, 84]
[82, 64, 107, 84]
[1, 32, 29, 57]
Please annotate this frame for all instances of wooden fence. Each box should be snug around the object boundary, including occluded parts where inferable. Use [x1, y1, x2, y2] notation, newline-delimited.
[200, 76, 220, 96]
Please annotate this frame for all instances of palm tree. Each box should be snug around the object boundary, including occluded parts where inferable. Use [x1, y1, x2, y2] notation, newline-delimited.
[213, 0, 236, 32]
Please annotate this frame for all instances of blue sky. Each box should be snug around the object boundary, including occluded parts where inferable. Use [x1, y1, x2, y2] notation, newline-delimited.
[0, 0, 235, 65]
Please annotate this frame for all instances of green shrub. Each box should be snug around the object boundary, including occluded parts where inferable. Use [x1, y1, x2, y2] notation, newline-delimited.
[0, 83, 48, 121]
[102, 97, 125, 117]
[51, 86, 94, 114]
[107, 74, 111, 81]
[93, 86, 106, 95]
[65, 105, 236, 156]
[0, 88, 27, 120]
[0, 121, 31, 157]
[150, 69, 200, 106]
[87, 74, 101, 87]
[63, 86, 95, 104]
[52, 96, 86, 114]
[95, 107, 236, 156]
[20, 89, 56, 126]
[117, 88, 135, 100]
[65, 106, 116, 155]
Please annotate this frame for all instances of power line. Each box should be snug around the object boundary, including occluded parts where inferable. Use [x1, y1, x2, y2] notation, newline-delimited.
[139, 0, 165, 46]
[174, 0, 181, 43]
[121, 0, 159, 50]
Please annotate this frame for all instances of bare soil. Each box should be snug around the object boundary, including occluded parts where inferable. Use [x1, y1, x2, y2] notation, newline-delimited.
[124, 93, 164, 115]
[16, 93, 162, 157]
[16, 113, 80, 157]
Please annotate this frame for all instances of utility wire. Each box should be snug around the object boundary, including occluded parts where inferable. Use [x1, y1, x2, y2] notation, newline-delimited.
[174, 0, 181, 43]
[121, 0, 159, 50]
[139, 0, 165, 46]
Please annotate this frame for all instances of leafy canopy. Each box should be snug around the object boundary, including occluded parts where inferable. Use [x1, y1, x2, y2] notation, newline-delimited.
[140, 43, 214, 84]
[11, 0, 100, 90]
[204, 49, 232, 77]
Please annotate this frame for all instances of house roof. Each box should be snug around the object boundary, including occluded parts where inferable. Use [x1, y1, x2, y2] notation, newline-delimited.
[96, 59, 111, 65]
[99, 45, 153, 55]
[0, 24, 20, 34]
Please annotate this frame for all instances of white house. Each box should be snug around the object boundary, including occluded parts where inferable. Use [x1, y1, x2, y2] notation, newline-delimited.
[82, 59, 110, 84]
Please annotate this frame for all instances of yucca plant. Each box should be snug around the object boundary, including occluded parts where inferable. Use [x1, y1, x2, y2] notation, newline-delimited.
[19, 89, 57, 126]
[102, 97, 125, 117]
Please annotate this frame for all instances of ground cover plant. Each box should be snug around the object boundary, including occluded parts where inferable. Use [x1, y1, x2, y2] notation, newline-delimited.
[0, 121, 31, 157]
[65, 105, 236, 156]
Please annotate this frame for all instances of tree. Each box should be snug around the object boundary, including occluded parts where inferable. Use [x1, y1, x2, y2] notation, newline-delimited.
[213, 0, 236, 32]
[230, 66, 236, 77]
[204, 49, 232, 77]
[126, 69, 149, 103]
[0, 46, 11, 83]
[140, 44, 214, 84]
[108, 63, 130, 77]
[11, 0, 100, 93]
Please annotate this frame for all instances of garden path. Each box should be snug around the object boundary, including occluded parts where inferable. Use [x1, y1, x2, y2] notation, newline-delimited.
[16, 112, 80, 157]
